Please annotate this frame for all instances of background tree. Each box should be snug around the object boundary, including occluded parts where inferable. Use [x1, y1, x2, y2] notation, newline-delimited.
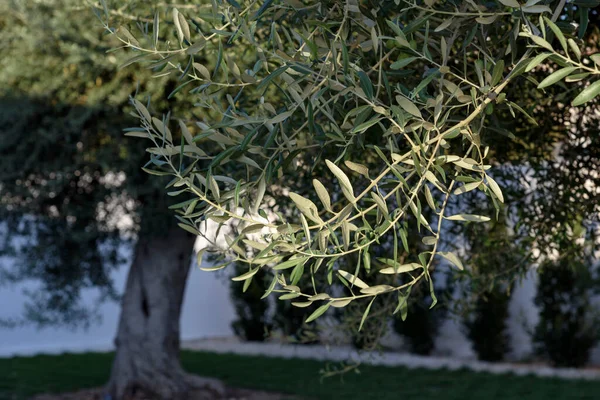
[0, 1, 225, 398]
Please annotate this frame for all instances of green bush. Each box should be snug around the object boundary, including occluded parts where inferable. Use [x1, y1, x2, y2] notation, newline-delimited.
[393, 276, 449, 355]
[230, 260, 322, 344]
[465, 288, 511, 362]
[461, 211, 520, 362]
[230, 263, 271, 342]
[533, 259, 600, 367]
[342, 295, 393, 351]
[274, 299, 320, 344]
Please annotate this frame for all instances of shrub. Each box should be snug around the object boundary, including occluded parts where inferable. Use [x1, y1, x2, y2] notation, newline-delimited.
[343, 295, 393, 351]
[533, 259, 600, 367]
[461, 212, 520, 362]
[393, 275, 449, 355]
[274, 299, 320, 344]
[465, 287, 511, 362]
[230, 263, 271, 341]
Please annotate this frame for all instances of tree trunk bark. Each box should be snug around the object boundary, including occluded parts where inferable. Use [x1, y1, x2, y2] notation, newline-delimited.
[106, 227, 224, 400]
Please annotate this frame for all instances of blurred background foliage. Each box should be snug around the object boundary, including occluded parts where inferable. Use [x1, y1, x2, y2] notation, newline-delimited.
[0, 0, 205, 327]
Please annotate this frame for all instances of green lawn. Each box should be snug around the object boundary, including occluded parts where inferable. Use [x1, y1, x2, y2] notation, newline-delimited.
[0, 350, 598, 400]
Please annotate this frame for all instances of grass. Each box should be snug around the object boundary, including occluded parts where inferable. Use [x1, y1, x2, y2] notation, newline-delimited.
[0, 350, 599, 400]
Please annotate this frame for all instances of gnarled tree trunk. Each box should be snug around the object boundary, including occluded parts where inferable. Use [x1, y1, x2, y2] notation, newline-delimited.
[106, 227, 224, 400]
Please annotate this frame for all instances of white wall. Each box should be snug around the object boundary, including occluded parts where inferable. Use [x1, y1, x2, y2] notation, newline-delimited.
[0, 239, 236, 357]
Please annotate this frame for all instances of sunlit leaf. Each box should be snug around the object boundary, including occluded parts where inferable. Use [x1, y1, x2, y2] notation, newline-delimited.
[305, 303, 331, 323]
[396, 95, 422, 118]
[572, 80, 600, 106]
[289, 192, 323, 224]
[445, 214, 491, 222]
[437, 252, 464, 270]
[338, 270, 369, 289]
[344, 160, 369, 178]
[232, 267, 260, 281]
[498, 0, 520, 7]
[378, 260, 422, 274]
[325, 160, 355, 202]
[537, 67, 578, 89]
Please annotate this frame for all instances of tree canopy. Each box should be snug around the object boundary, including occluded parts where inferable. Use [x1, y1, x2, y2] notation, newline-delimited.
[106, 0, 600, 327]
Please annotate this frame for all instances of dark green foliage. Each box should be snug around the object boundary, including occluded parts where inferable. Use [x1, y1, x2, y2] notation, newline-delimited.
[274, 300, 320, 345]
[230, 264, 271, 342]
[533, 259, 600, 367]
[391, 212, 450, 355]
[478, 17, 600, 264]
[343, 295, 392, 351]
[0, 91, 131, 327]
[229, 259, 321, 344]
[273, 260, 328, 344]
[229, 263, 321, 344]
[332, 251, 397, 350]
[351, 320, 384, 350]
[465, 289, 511, 362]
[460, 212, 521, 362]
[394, 308, 437, 355]
[393, 277, 449, 356]
[0, 0, 195, 327]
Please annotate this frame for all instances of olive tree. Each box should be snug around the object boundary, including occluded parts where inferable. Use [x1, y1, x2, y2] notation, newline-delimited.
[102, 0, 600, 394]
